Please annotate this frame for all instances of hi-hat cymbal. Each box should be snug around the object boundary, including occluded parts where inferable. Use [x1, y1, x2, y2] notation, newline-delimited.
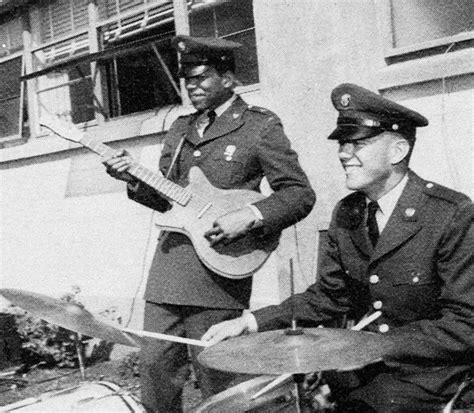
[0, 288, 137, 347]
[198, 328, 394, 375]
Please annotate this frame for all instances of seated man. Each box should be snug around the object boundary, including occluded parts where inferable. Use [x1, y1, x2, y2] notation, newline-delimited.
[202, 83, 474, 413]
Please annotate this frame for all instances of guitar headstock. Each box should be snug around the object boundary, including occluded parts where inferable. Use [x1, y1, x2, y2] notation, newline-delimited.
[39, 113, 84, 143]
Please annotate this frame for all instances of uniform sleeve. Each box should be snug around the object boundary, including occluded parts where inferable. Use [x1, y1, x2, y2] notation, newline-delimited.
[251, 116, 316, 234]
[254, 208, 353, 331]
[386, 202, 474, 365]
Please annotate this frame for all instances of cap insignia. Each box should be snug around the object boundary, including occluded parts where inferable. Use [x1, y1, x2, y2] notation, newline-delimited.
[178, 41, 186, 52]
[340, 93, 351, 107]
[405, 208, 416, 217]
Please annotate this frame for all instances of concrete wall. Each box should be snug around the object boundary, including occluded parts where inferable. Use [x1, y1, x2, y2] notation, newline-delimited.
[1, 0, 472, 329]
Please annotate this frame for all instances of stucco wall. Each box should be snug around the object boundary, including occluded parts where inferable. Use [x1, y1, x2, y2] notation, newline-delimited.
[1, 0, 472, 328]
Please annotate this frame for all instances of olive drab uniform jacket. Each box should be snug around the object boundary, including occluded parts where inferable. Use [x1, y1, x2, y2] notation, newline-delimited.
[128, 96, 315, 309]
[254, 170, 473, 396]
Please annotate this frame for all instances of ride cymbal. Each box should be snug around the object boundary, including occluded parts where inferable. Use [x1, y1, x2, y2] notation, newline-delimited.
[198, 328, 393, 375]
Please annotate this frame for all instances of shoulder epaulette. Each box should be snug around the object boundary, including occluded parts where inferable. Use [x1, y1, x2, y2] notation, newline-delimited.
[246, 104, 278, 118]
[423, 181, 471, 205]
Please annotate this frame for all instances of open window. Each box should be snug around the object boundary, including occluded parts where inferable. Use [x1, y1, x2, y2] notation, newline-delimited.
[20, 0, 259, 132]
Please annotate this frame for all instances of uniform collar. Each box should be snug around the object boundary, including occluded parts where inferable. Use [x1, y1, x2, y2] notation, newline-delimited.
[213, 93, 237, 118]
[369, 173, 409, 219]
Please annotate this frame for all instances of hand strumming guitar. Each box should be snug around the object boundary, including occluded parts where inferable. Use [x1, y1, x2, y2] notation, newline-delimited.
[204, 206, 263, 246]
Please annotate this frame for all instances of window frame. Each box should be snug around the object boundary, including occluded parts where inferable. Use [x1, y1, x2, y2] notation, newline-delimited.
[375, 0, 474, 90]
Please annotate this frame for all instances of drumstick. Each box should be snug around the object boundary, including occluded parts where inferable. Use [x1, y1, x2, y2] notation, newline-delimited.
[250, 311, 382, 400]
[351, 311, 382, 332]
[121, 327, 210, 347]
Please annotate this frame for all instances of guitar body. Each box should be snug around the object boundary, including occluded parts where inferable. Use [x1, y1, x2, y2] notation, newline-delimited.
[153, 167, 279, 279]
[38, 114, 279, 279]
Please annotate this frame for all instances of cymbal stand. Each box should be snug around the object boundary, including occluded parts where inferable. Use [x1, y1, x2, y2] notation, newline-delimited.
[286, 258, 303, 336]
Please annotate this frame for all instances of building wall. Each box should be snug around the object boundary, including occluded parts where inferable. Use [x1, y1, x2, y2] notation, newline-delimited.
[1, 0, 472, 328]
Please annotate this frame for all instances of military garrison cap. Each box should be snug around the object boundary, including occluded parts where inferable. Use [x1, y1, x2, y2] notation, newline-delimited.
[172, 35, 242, 77]
[328, 83, 428, 141]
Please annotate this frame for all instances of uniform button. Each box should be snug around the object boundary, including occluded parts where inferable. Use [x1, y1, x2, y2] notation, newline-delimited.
[413, 276, 420, 283]
[373, 301, 383, 310]
[379, 324, 389, 333]
[193, 150, 201, 157]
[426, 183, 434, 189]
[369, 275, 379, 284]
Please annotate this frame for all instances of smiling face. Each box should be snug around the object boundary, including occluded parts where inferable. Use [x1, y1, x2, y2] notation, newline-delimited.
[338, 132, 410, 200]
[184, 67, 234, 112]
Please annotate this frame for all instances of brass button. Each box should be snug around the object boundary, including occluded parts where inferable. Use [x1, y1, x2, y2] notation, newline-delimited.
[369, 275, 379, 284]
[379, 324, 389, 333]
[413, 276, 420, 283]
[373, 301, 383, 310]
[193, 150, 201, 157]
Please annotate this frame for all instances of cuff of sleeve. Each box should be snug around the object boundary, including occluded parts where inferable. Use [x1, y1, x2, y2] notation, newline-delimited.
[127, 181, 140, 192]
[242, 310, 258, 333]
[246, 204, 264, 222]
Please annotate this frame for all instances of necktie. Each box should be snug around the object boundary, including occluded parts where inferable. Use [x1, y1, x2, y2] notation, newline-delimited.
[204, 110, 216, 133]
[367, 201, 380, 246]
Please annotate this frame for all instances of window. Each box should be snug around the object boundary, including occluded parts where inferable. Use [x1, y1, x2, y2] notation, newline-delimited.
[189, 0, 258, 85]
[382, 0, 474, 62]
[31, 0, 94, 125]
[0, 14, 25, 141]
[33, 33, 95, 124]
[98, 0, 180, 118]
[20, 0, 259, 134]
[0, 57, 23, 139]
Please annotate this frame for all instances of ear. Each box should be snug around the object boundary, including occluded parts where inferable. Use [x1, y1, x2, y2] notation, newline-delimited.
[221, 71, 236, 89]
[390, 136, 410, 165]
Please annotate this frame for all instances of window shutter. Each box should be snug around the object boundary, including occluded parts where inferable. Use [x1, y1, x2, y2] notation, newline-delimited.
[0, 57, 22, 138]
[40, 0, 89, 43]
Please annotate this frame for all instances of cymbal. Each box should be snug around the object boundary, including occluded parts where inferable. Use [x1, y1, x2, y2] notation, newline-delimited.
[0, 288, 137, 347]
[198, 328, 394, 375]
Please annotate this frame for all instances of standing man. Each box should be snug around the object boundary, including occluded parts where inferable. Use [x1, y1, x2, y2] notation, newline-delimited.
[103, 35, 315, 412]
[203, 84, 473, 412]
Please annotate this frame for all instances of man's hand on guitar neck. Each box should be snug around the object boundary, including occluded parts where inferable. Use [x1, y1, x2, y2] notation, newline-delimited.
[204, 206, 263, 246]
[102, 149, 138, 185]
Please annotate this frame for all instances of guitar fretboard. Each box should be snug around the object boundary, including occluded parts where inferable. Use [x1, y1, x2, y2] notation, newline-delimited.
[80, 134, 191, 206]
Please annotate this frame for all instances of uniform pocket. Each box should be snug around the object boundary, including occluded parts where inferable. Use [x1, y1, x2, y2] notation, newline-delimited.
[392, 270, 436, 286]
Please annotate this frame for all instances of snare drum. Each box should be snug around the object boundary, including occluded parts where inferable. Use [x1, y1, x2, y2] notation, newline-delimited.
[192, 375, 298, 412]
[2, 381, 145, 412]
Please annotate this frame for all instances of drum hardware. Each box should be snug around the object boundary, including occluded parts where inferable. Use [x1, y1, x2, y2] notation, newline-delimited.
[1, 381, 145, 412]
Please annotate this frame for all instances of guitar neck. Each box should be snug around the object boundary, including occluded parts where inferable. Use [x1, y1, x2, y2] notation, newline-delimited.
[79, 134, 191, 206]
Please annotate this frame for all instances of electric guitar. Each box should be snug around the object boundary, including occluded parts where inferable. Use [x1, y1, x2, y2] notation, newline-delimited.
[40, 114, 279, 279]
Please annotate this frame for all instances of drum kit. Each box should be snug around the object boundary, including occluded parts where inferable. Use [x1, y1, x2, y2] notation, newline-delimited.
[0, 288, 393, 412]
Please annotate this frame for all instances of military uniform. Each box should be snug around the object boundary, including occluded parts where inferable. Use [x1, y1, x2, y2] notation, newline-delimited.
[128, 36, 315, 412]
[253, 84, 473, 412]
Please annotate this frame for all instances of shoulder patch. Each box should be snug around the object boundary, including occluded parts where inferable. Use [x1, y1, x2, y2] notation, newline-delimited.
[423, 181, 471, 205]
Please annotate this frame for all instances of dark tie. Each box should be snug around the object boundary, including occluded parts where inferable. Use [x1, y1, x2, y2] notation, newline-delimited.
[204, 110, 216, 133]
[367, 201, 380, 246]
